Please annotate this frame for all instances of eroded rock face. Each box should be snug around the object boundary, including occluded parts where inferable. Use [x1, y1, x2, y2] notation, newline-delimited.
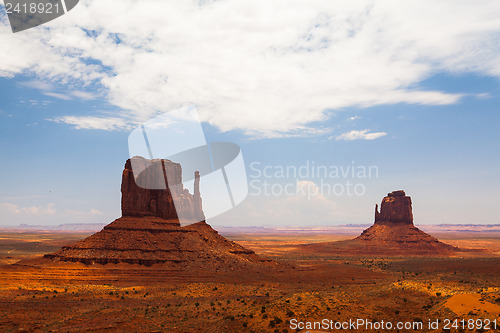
[374, 190, 413, 225]
[121, 156, 205, 222]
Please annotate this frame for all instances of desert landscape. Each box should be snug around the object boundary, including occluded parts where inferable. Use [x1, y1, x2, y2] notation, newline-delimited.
[0, 158, 498, 333]
[0, 228, 499, 332]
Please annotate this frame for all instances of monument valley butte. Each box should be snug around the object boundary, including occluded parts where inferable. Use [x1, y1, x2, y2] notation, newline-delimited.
[0, 158, 498, 332]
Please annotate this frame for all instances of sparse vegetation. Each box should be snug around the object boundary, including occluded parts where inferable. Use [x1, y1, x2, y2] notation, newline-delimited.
[0, 231, 498, 332]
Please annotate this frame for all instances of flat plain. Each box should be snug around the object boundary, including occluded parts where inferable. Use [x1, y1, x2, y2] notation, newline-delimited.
[0, 230, 499, 332]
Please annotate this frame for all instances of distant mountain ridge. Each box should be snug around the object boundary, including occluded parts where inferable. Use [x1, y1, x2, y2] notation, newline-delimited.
[2, 223, 497, 234]
[1, 223, 107, 232]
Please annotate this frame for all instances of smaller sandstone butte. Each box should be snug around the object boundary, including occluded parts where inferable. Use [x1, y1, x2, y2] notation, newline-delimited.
[301, 190, 460, 255]
[44, 157, 270, 269]
[354, 190, 458, 253]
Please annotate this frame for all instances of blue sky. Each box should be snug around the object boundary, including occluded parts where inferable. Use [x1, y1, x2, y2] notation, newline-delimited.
[0, 0, 499, 226]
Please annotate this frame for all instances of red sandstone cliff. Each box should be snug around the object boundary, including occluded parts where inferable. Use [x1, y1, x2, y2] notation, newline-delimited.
[121, 156, 204, 223]
[374, 190, 413, 225]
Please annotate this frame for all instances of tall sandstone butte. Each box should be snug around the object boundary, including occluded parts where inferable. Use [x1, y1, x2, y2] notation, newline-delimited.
[45, 157, 268, 268]
[121, 157, 204, 223]
[374, 190, 413, 225]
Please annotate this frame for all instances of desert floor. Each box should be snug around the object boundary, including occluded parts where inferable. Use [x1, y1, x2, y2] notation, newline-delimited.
[0, 231, 499, 332]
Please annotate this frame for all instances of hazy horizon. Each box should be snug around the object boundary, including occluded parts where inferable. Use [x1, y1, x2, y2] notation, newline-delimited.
[1, 221, 499, 231]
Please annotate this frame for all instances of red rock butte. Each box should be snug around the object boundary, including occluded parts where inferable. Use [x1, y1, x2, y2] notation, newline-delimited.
[354, 190, 459, 253]
[374, 190, 413, 225]
[121, 157, 205, 223]
[302, 190, 460, 255]
[44, 157, 270, 268]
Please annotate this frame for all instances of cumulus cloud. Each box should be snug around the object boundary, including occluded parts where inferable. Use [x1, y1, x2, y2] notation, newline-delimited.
[335, 129, 387, 141]
[0, 202, 21, 215]
[0, 202, 57, 215]
[1, 0, 499, 136]
[295, 180, 325, 198]
[0, 197, 104, 225]
[22, 203, 57, 215]
[210, 179, 347, 226]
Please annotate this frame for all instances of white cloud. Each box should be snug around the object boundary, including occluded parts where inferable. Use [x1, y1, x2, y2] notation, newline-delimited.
[43, 92, 73, 100]
[0, 201, 106, 225]
[51, 115, 131, 130]
[1, 202, 57, 216]
[70, 90, 96, 100]
[21, 203, 57, 215]
[44, 90, 96, 101]
[474, 93, 491, 99]
[0, 0, 499, 136]
[210, 180, 348, 226]
[335, 129, 387, 141]
[0, 4, 10, 35]
[64, 208, 103, 216]
[19, 80, 95, 101]
[0, 202, 21, 215]
[18, 80, 54, 91]
[295, 180, 324, 198]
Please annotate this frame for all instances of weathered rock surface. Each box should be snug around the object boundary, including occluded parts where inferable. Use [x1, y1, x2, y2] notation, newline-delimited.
[121, 156, 204, 222]
[45, 157, 269, 268]
[374, 190, 413, 225]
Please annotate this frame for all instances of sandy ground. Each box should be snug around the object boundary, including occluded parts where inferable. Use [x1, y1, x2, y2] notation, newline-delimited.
[0, 231, 498, 332]
[444, 293, 500, 316]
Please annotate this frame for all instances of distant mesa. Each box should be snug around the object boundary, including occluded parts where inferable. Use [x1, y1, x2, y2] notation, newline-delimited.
[44, 156, 270, 269]
[302, 190, 462, 255]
